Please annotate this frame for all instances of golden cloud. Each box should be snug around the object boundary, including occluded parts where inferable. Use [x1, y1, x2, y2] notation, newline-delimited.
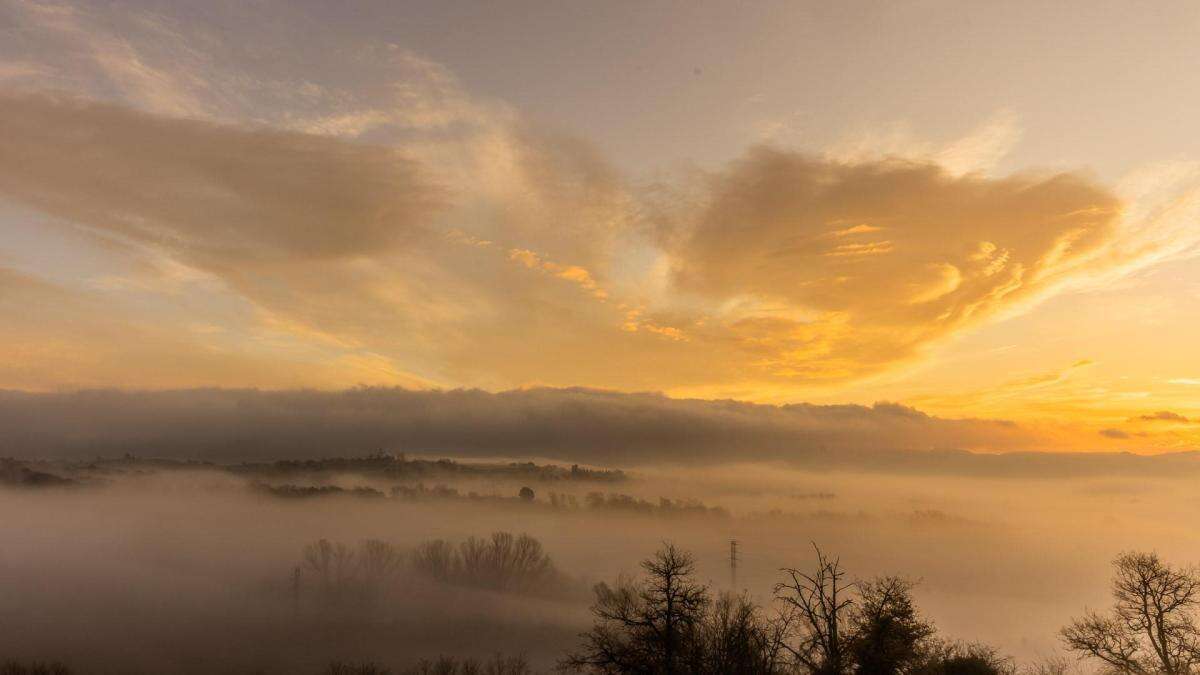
[0, 92, 441, 262]
[659, 147, 1122, 382]
[0, 93, 1146, 396]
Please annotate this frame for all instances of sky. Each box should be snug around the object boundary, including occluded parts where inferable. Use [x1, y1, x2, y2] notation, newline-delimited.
[2, 0, 1200, 454]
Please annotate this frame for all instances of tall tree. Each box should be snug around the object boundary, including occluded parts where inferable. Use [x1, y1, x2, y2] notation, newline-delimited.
[563, 543, 710, 674]
[693, 591, 791, 674]
[1062, 551, 1200, 675]
[775, 545, 855, 675]
[849, 576, 936, 675]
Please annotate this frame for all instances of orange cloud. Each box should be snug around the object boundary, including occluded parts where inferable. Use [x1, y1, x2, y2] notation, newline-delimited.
[0, 94, 1134, 395]
[660, 148, 1121, 382]
[507, 248, 608, 300]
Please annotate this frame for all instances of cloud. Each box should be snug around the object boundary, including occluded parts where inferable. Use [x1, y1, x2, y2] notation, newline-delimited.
[0, 386, 1040, 465]
[1099, 428, 1130, 439]
[0, 266, 436, 391]
[5, 386, 1200, 478]
[902, 359, 1099, 418]
[2, 0, 212, 117]
[658, 148, 1121, 381]
[3, 3, 1200, 400]
[0, 90, 1163, 395]
[0, 92, 484, 387]
[826, 110, 1022, 177]
[935, 110, 1023, 177]
[0, 90, 664, 391]
[1131, 410, 1190, 423]
[0, 92, 440, 262]
[507, 248, 608, 300]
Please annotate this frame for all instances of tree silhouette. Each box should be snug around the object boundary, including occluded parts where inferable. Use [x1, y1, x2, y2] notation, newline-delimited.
[411, 539, 458, 583]
[1062, 551, 1200, 675]
[774, 545, 855, 675]
[848, 576, 936, 675]
[457, 532, 557, 592]
[303, 539, 357, 596]
[0, 661, 72, 675]
[911, 642, 1013, 675]
[562, 543, 709, 674]
[693, 591, 791, 674]
[357, 539, 404, 585]
[644, 544, 709, 673]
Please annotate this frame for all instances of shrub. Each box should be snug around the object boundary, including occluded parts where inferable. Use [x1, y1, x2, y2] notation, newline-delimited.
[0, 662, 72, 675]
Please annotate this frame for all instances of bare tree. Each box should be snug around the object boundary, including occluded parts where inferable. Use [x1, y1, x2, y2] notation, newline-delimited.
[693, 591, 792, 674]
[401, 654, 531, 675]
[1022, 656, 1079, 675]
[409, 532, 561, 595]
[303, 539, 357, 595]
[505, 533, 556, 591]
[358, 539, 404, 585]
[412, 539, 458, 582]
[326, 662, 391, 675]
[458, 532, 557, 592]
[1062, 551, 1200, 675]
[910, 641, 1013, 675]
[774, 544, 855, 675]
[563, 573, 650, 673]
[643, 543, 711, 673]
[562, 543, 709, 674]
[0, 661, 72, 675]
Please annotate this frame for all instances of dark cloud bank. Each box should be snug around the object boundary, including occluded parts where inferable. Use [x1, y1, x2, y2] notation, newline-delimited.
[2, 386, 1197, 477]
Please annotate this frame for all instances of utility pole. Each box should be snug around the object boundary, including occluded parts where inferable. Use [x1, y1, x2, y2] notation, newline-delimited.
[291, 565, 301, 615]
[730, 539, 738, 590]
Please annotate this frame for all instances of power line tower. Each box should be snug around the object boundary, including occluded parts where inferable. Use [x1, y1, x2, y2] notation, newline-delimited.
[291, 565, 301, 615]
[730, 539, 738, 589]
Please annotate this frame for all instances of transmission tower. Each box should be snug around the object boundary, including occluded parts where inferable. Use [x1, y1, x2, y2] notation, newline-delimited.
[730, 539, 738, 589]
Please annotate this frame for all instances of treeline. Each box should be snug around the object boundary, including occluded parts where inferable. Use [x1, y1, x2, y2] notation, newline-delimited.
[297, 531, 572, 600]
[255, 483, 389, 499]
[561, 543, 1200, 675]
[12, 539, 1198, 674]
[561, 543, 1009, 675]
[0, 454, 626, 488]
[0, 459, 74, 488]
[0, 662, 71, 675]
[232, 454, 626, 484]
[0, 656, 536, 675]
[326, 655, 531, 674]
[553, 492, 727, 518]
[256, 481, 728, 519]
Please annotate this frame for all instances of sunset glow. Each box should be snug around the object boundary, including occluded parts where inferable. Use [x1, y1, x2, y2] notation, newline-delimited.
[3, 1, 1200, 453]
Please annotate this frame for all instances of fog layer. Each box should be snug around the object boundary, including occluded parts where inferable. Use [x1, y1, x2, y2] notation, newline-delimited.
[2, 457, 1197, 673]
[6, 387, 1195, 477]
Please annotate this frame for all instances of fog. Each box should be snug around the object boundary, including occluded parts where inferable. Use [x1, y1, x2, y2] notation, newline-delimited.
[3, 452, 1197, 674]
[7, 387, 1200, 479]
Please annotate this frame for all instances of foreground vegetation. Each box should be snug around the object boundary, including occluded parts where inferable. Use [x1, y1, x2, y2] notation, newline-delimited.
[559, 543, 1200, 675]
[0, 663, 71, 675]
[7, 531, 1200, 674]
[562, 543, 1009, 675]
[325, 655, 532, 675]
